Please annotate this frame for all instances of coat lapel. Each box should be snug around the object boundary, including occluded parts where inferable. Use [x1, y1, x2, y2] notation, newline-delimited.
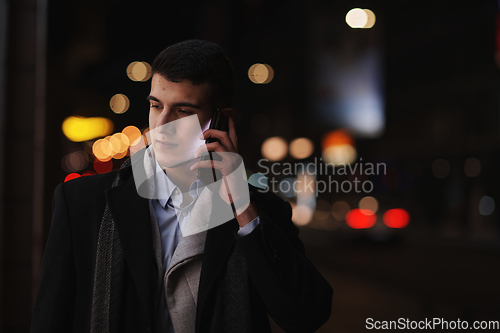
[105, 171, 156, 328]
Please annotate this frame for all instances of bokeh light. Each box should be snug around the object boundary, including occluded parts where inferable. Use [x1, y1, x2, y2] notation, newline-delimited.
[142, 127, 151, 146]
[289, 138, 314, 159]
[363, 9, 376, 28]
[346, 208, 377, 229]
[479, 196, 495, 216]
[94, 159, 113, 174]
[92, 139, 112, 162]
[432, 159, 450, 178]
[292, 204, 313, 226]
[248, 63, 274, 84]
[359, 196, 379, 213]
[126, 61, 151, 82]
[322, 129, 353, 147]
[113, 150, 128, 159]
[322, 129, 357, 165]
[91, 132, 132, 161]
[464, 157, 481, 177]
[261, 137, 288, 161]
[383, 208, 410, 228]
[323, 145, 357, 165]
[122, 126, 142, 146]
[346, 8, 368, 28]
[332, 201, 350, 220]
[110, 94, 130, 114]
[64, 173, 81, 182]
[109, 132, 129, 158]
[62, 116, 113, 142]
[345, 8, 376, 29]
[314, 200, 331, 220]
[62, 150, 88, 173]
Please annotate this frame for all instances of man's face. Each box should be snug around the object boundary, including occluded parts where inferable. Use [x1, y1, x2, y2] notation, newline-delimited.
[148, 74, 213, 169]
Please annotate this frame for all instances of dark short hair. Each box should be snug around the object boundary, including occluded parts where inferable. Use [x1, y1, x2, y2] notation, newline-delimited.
[151, 39, 236, 109]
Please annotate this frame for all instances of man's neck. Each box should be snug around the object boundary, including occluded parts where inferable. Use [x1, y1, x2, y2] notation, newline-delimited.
[160, 160, 198, 194]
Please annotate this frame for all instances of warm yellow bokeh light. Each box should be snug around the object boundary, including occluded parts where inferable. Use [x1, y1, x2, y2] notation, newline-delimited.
[322, 144, 357, 165]
[127, 61, 152, 82]
[346, 8, 368, 28]
[248, 63, 274, 84]
[261, 137, 288, 161]
[292, 204, 313, 226]
[62, 116, 113, 142]
[289, 138, 314, 159]
[101, 137, 113, 157]
[92, 139, 112, 162]
[92, 132, 131, 161]
[109, 133, 130, 157]
[122, 126, 142, 146]
[263, 64, 274, 84]
[363, 9, 376, 28]
[113, 150, 128, 159]
[110, 94, 130, 114]
[358, 196, 379, 214]
[112, 133, 129, 153]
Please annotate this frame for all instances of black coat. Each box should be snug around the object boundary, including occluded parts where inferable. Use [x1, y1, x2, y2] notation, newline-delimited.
[31, 158, 333, 333]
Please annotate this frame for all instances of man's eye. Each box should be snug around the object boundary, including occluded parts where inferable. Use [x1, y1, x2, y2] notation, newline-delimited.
[178, 109, 191, 114]
[150, 104, 161, 109]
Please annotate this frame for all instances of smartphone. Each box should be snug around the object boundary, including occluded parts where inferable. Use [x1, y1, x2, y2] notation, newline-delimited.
[197, 109, 229, 186]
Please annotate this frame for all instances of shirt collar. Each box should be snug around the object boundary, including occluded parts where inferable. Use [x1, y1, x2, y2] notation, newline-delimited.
[154, 159, 205, 208]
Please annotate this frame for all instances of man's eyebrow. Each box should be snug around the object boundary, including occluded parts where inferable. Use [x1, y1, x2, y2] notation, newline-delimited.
[146, 95, 160, 102]
[146, 96, 201, 109]
[172, 102, 201, 109]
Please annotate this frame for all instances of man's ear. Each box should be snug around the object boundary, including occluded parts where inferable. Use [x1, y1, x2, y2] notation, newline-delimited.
[220, 108, 234, 118]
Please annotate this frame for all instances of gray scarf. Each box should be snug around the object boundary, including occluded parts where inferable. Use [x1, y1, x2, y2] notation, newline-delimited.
[90, 160, 126, 333]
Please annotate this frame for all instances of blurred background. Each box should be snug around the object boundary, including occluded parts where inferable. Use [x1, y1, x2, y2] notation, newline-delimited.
[1, 0, 500, 332]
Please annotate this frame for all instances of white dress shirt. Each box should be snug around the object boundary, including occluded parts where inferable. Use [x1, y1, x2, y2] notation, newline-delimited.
[149, 160, 259, 332]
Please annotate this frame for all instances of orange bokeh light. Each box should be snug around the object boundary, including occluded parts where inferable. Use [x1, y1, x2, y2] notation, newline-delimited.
[122, 126, 142, 146]
[383, 209, 410, 228]
[92, 139, 112, 162]
[321, 129, 353, 149]
[345, 208, 376, 229]
[113, 150, 128, 159]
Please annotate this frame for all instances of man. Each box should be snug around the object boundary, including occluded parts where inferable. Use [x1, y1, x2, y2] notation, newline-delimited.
[31, 39, 333, 333]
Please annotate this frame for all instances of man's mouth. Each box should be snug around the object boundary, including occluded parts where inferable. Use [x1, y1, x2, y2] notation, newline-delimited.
[156, 140, 178, 148]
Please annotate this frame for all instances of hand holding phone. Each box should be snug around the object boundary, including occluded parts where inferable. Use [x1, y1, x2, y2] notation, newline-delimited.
[197, 109, 229, 186]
